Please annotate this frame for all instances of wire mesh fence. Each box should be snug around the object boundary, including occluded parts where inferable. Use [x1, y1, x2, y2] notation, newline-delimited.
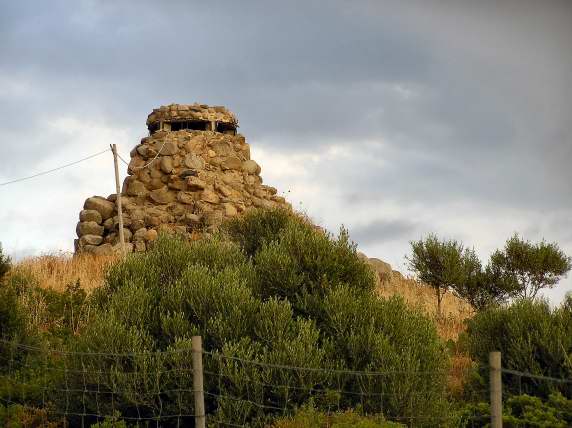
[204, 349, 488, 427]
[500, 367, 572, 398]
[1, 337, 571, 427]
[0, 339, 197, 426]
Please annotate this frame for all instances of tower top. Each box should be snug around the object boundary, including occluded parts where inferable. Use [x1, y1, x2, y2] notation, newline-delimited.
[146, 103, 238, 135]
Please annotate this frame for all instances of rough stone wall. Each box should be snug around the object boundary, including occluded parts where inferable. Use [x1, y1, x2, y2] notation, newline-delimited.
[146, 103, 238, 127]
[74, 104, 290, 255]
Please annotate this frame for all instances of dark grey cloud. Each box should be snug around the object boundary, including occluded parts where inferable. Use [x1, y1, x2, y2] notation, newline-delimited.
[349, 219, 419, 246]
[2, 0, 569, 210]
[0, 0, 571, 301]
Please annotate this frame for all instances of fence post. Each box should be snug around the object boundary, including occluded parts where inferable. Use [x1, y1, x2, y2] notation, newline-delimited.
[192, 336, 206, 428]
[489, 351, 502, 428]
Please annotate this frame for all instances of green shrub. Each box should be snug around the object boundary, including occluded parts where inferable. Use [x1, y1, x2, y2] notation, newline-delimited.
[253, 222, 376, 306]
[271, 404, 406, 427]
[222, 207, 293, 257]
[458, 393, 572, 427]
[2, 210, 450, 427]
[0, 285, 25, 342]
[462, 298, 572, 398]
[0, 283, 29, 382]
[318, 286, 449, 419]
[0, 244, 10, 284]
[0, 403, 62, 428]
[89, 412, 128, 428]
[2, 267, 90, 342]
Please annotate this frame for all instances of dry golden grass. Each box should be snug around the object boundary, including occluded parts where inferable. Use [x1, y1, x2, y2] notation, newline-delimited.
[12, 252, 473, 341]
[12, 249, 473, 336]
[376, 272, 474, 342]
[10, 252, 118, 293]
[375, 271, 476, 391]
[447, 353, 475, 397]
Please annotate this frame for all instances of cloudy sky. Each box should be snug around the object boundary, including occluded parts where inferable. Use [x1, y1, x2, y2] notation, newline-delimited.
[1, 0, 571, 303]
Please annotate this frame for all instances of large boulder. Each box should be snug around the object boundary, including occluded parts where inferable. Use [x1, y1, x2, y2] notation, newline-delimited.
[184, 154, 205, 170]
[146, 229, 158, 242]
[79, 209, 102, 224]
[79, 234, 103, 246]
[76, 221, 104, 237]
[201, 189, 220, 204]
[158, 141, 178, 155]
[160, 156, 173, 173]
[177, 191, 195, 205]
[90, 243, 114, 256]
[222, 157, 242, 170]
[187, 177, 207, 191]
[149, 187, 175, 204]
[126, 180, 148, 197]
[84, 197, 115, 220]
[242, 160, 261, 175]
[366, 257, 393, 283]
[133, 227, 148, 242]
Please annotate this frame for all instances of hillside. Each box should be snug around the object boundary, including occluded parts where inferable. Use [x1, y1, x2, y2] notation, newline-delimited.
[6, 210, 569, 426]
[10, 249, 472, 342]
[363, 256, 473, 341]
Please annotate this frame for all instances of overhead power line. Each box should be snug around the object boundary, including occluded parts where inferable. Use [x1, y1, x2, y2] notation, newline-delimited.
[0, 148, 110, 187]
[117, 138, 167, 171]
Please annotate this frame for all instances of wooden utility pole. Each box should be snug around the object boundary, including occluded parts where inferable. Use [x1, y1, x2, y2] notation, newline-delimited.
[192, 336, 206, 428]
[490, 351, 502, 428]
[110, 144, 126, 256]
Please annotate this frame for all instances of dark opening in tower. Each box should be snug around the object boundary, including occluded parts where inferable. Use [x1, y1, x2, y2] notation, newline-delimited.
[171, 120, 210, 132]
[216, 122, 237, 135]
[148, 122, 160, 134]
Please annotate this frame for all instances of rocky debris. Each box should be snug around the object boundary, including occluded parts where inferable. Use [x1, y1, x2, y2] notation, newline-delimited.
[75, 103, 290, 255]
[367, 258, 393, 282]
[358, 253, 395, 285]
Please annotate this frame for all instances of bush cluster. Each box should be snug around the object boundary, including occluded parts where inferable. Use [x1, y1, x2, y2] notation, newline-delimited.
[3, 210, 572, 426]
[462, 297, 572, 398]
[76, 209, 448, 425]
[0, 209, 450, 427]
[458, 393, 572, 427]
[271, 404, 406, 428]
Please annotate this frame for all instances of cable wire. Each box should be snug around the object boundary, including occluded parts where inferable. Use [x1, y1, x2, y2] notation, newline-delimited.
[118, 138, 167, 170]
[0, 148, 111, 187]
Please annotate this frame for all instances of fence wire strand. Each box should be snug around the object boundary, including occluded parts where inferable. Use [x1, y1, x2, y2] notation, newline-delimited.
[0, 339, 196, 426]
[1, 338, 571, 427]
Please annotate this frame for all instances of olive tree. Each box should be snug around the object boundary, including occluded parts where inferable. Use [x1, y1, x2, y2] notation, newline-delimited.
[406, 234, 466, 317]
[489, 233, 571, 299]
[407, 235, 518, 313]
[455, 259, 518, 311]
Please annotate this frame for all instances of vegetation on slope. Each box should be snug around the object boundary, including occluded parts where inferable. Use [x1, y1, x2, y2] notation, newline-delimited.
[1, 209, 571, 427]
[0, 209, 450, 427]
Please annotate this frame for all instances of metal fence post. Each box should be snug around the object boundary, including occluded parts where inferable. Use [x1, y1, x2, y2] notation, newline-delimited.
[490, 351, 502, 428]
[192, 336, 206, 428]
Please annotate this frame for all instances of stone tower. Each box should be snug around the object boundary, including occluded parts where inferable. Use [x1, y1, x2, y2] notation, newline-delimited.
[75, 103, 290, 255]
